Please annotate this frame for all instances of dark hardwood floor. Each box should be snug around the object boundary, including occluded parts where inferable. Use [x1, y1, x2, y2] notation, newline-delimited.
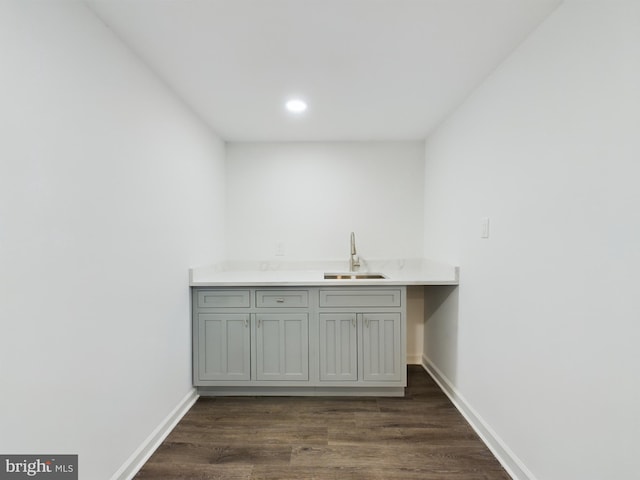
[135, 366, 510, 479]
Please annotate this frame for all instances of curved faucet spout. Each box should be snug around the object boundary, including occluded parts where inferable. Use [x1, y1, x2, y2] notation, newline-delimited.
[349, 232, 360, 272]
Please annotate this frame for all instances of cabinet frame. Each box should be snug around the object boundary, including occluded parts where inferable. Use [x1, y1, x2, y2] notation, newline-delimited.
[192, 286, 406, 395]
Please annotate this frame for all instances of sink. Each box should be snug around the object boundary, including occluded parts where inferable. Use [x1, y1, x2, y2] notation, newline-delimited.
[324, 272, 387, 280]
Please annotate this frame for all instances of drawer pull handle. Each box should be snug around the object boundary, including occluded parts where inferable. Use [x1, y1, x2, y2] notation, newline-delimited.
[276, 298, 285, 303]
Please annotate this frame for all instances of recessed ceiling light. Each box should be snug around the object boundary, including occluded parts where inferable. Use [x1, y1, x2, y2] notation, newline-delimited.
[285, 99, 307, 113]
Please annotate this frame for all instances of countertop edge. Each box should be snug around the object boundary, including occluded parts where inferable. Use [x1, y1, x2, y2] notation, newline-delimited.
[189, 280, 459, 287]
[189, 261, 459, 287]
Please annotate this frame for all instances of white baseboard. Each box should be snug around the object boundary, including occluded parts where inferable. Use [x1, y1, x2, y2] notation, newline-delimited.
[110, 388, 199, 480]
[421, 355, 537, 480]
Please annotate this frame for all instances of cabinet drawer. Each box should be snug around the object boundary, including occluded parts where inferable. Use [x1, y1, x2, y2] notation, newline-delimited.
[319, 289, 401, 308]
[197, 290, 251, 308]
[256, 290, 309, 308]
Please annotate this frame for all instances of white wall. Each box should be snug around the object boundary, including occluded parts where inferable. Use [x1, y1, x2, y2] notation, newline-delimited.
[225, 142, 425, 263]
[422, 1, 640, 479]
[226, 142, 426, 361]
[0, 2, 225, 478]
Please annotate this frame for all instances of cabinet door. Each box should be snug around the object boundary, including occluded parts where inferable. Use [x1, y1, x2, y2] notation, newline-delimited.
[361, 313, 402, 382]
[319, 313, 357, 381]
[256, 313, 309, 381]
[198, 313, 250, 381]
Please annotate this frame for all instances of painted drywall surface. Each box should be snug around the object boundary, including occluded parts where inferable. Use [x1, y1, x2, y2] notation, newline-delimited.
[225, 142, 426, 360]
[225, 142, 425, 262]
[0, 2, 225, 478]
[225, 142, 425, 359]
[423, 1, 640, 479]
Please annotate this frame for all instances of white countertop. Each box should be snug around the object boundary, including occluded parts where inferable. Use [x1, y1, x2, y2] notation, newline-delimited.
[189, 258, 459, 287]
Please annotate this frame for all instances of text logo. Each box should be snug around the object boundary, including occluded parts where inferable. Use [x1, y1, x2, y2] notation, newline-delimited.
[0, 456, 77, 479]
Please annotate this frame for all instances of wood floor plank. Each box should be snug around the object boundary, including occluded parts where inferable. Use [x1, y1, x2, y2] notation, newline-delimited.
[352, 410, 468, 429]
[328, 425, 480, 446]
[289, 444, 504, 470]
[166, 424, 328, 446]
[146, 443, 292, 466]
[397, 425, 483, 443]
[250, 466, 337, 480]
[134, 367, 510, 479]
[327, 425, 405, 445]
[135, 463, 252, 480]
[251, 466, 510, 480]
[179, 411, 357, 430]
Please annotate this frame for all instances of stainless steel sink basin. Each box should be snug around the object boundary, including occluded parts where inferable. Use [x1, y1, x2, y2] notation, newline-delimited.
[324, 273, 387, 280]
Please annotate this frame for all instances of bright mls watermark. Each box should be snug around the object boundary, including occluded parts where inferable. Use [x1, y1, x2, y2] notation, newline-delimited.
[0, 456, 77, 479]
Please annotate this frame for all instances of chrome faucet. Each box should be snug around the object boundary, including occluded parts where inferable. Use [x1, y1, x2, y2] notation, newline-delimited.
[349, 231, 360, 272]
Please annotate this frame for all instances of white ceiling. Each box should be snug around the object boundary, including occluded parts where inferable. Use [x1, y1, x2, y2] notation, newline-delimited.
[87, 0, 561, 142]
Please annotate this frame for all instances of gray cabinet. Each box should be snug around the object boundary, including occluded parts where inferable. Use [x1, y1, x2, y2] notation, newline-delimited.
[193, 288, 310, 385]
[318, 288, 405, 385]
[192, 285, 406, 394]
